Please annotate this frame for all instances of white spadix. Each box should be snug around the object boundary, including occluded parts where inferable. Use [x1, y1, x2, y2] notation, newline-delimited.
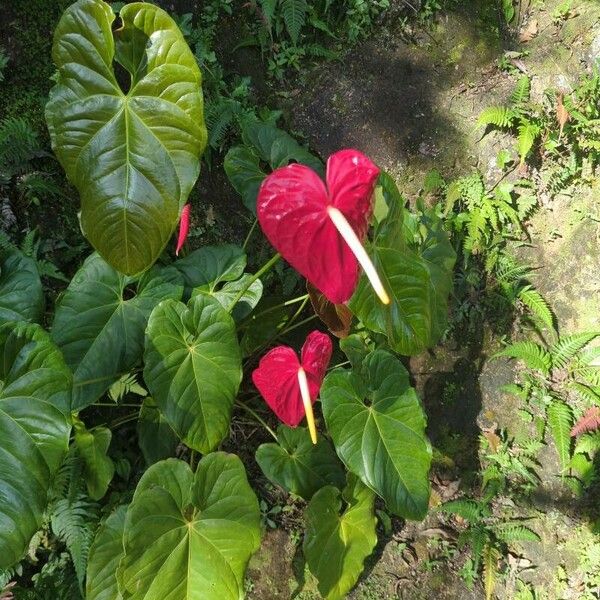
[297, 367, 317, 444]
[327, 206, 390, 305]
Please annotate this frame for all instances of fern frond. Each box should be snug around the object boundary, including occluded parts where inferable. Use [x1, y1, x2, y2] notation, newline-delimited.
[478, 106, 515, 129]
[51, 495, 99, 590]
[551, 332, 599, 369]
[36, 259, 69, 282]
[464, 209, 487, 254]
[571, 407, 600, 437]
[517, 122, 540, 163]
[495, 523, 540, 543]
[440, 499, 480, 522]
[574, 431, 600, 454]
[510, 75, 531, 108]
[495, 341, 551, 375]
[518, 286, 556, 332]
[547, 400, 573, 471]
[569, 381, 600, 406]
[108, 372, 147, 403]
[49, 449, 100, 591]
[0, 117, 40, 180]
[482, 543, 500, 600]
[281, 0, 307, 44]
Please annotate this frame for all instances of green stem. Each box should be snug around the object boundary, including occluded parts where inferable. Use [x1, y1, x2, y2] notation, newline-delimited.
[235, 399, 278, 441]
[238, 293, 309, 330]
[242, 219, 258, 250]
[227, 253, 281, 313]
[109, 412, 139, 429]
[93, 402, 141, 408]
[328, 360, 350, 370]
[279, 314, 318, 336]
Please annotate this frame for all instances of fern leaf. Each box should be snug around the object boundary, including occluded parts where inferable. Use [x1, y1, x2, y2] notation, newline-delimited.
[547, 400, 573, 471]
[465, 209, 487, 254]
[569, 381, 600, 405]
[281, 0, 307, 44]
[51, 495, 99, 590]
[440, 499, 480, 522]
[259, 0, 278, 25]
[571, 406, 600, 437]
[108, 372, 147, 403]
[551, 332, 599, 369]
[517, 122, 539, 163]
[495, 341, 551, 375]
[478, 106, 514, 129]
[482, 543, 500, 600]
[495, 523, 540, 543]
[510, 76, 531, 108]
[518, 286, 556, 332]
[49, 450, 100, 591]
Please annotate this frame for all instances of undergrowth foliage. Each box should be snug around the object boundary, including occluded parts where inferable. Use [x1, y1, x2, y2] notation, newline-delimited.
[2, 0, 600, 598]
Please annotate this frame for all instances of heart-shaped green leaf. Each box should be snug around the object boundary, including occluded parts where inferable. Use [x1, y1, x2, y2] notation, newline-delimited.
[120, 454, 261, 600]
[173, 244, 246, 292]
[193, 273, 263, 321]
[0, 322, 71, 569]
[86, 505, 127, 600]
[349, 175, 454, 356]
[403, 206, 456, 342]
[144, 294, 242, 453]
[46, 0, 207, 275]
[137, 397, 179, 465]
[303, 475, 377, 600]
[74, 421, 115, 500]
[321, 349, 431, 520]
[223, 146, 265, 213]
[256, 425, 345, 500]
[225, 122, 323, 213]
[0, 250, 44, 325]
[52, 253, 182, 411]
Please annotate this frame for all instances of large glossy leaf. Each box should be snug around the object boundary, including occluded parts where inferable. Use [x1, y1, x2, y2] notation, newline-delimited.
[0, 322, 71, 569]
[223, 146, 265, 213]
[0, 250, 44, 325]
[137, 397, 179, 465]
[225, 122, 323, 214]
[52, 253, 182, 410]
[256, 425, 345, 500]
[303, 475, 377, 600]
[86, 505, 127, 600]
[46, 0, 207, 275]
[120, 454, 261, 600]
[144, 294, 242, 453]
[403, 207, 456, 341]
[74, 421, 115, 500]
[173, 244, 246, 291]
[349, 176, 454, 355]
[205, 274, 263, 321]
[321, 349, 431, 520]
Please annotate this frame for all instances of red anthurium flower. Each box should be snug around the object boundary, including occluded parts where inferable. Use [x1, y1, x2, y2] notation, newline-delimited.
[257, 149, 389, 305]
[252, 330, 333, 443]
[175, 204, 191, 256]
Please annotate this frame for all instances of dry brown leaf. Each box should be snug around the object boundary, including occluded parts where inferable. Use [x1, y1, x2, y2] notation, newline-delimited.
[306, 281, 353, 338]
[556, 92, 570, 140]
[483, 430, 501, 453]
[519, 19, 538, 42]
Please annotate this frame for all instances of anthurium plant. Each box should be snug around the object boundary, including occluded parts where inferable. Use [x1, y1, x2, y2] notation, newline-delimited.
[0, 1, 455, 598]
